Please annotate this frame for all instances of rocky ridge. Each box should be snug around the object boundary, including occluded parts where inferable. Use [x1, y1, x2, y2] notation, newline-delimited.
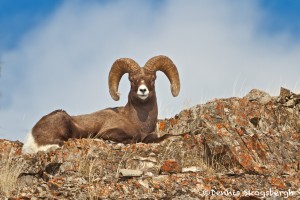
[0, 87, 300, 199]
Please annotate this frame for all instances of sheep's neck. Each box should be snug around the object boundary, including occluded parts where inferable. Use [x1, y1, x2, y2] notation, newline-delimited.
[124, 93, 158, 134]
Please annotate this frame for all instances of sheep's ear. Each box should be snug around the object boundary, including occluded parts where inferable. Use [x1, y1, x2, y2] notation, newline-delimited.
[128, 74, 133, 82]
[108, 58, 141, 101]
[144, 55, 180, 97]
[152, 74, 157, 80]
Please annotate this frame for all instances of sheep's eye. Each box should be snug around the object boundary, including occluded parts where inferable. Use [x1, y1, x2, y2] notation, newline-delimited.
[130, 80, 138, 86]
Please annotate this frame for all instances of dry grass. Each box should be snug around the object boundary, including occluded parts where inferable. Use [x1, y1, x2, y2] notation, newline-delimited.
[0, 152, 25, 197]
[157, 136, 234, 175]
[84, 158, 101, 200]
[77, 156, 102, 199]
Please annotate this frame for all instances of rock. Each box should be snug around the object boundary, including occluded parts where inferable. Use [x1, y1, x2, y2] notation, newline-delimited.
[0, 139, 23, 159]
[280, 87, 293, 97]
[126, 155, 158, 173]
[44, 162, 62, 175]
[244, 89, 272, 104]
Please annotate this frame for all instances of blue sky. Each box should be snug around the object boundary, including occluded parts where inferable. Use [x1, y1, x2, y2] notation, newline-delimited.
[259, 0, 300, 36]
[0, 0, 62, 50]
[1, 0, 300, 141]
[1, 0, 300, 50]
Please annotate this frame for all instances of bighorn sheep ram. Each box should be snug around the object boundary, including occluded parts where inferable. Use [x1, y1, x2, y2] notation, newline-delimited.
[22, 55, 180, 154]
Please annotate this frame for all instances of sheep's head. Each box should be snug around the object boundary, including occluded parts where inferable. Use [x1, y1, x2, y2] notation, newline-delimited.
[108, 55, 180, 101]
[128, 69, 156, 102]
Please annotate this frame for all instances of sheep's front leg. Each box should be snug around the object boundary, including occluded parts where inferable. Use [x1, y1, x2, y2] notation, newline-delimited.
[142, 132, 187, 143]
[98, 128, 142, 144]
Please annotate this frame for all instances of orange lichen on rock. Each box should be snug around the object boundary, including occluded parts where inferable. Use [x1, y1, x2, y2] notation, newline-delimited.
[169, 118, 179, 126]
[160, 160, 181, 173]
[158, 121, 166, 131]
[269, 177, 286, 189]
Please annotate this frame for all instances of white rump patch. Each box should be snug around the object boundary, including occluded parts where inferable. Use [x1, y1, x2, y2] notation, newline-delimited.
[22, 130, 60, 154]
[137, 84, 149, 100]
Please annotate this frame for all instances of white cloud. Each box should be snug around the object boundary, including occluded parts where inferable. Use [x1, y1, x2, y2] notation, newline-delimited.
[1, 0, 300, 141]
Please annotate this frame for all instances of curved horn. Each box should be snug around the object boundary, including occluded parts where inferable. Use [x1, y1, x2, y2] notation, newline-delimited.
[143, 55, 180, 97]
[109, 58, 140, 101]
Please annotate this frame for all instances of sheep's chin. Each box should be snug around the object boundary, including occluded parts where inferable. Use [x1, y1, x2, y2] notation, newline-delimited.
[138, 95, 148, 100]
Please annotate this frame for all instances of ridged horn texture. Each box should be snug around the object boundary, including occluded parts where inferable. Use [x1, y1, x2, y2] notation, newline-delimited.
[144, 55, 180, 97]
[109, 58, 140, 101]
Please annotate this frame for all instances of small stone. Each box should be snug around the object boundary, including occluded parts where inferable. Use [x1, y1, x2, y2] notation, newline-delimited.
[59, 162, 76, 172]
[112, 143, 124, 150]
[119, 169, 143, 177]
[122, 185, 129, 194]
[18, 174, 39, 187]
[182, 166, 202, 173]
[45, 162, 62, 175]
[133, 156, 157, 163]
[260, 95, 272, 104]
[287, 108, 294, 114]
[144, 172, 154, 177]
[149, 152, 156, 157]
[224, 108, 230, 115]
[152, 175, 169, 182]
[138, 179, 149, 189]
[102, 175, 114, 182]
[250, 117, 260, 127]
[286, 99, 295, 107]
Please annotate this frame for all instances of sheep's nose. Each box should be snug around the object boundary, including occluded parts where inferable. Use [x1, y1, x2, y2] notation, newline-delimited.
[139, 88, 147, 94]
